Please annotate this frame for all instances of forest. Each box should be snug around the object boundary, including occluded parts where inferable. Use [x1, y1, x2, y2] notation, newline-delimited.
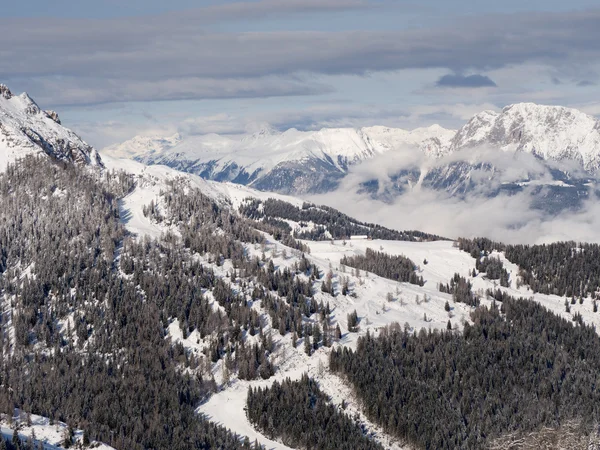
[0, 157, 336, 449]
[0, 157, 255, 449]
[438, 273, 480, 306]
[458, 237, 600, 297]
[246, 374, 383, 450]
[330, 295, 600, 449]
[239, 198, 444, 241]
[340, 248, 424, 286]
[6, 154, 600, 449]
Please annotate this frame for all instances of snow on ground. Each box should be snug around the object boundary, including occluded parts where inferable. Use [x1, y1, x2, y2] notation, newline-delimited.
[0, 410, 114, 449]
[102, 154, 305, 239]
[198, 238, 477, 450]
[103, 155, 600, 448]
[200, 237, 600, 450]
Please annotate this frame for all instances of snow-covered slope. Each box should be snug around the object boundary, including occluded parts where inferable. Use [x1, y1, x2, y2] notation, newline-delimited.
[0, 84, 102, 170]
[101, 154, 307, 239]
[103, 125, 454, 194]
[100, 154, 600, 449]
[0, 410, 114, 450]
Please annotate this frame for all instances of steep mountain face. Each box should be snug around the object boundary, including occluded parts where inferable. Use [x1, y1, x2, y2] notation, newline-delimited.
[411, 104, 600, 211]
[448, 103, 600, 170]
[0, 84, 102, 169]
[103, 125, 454, 194]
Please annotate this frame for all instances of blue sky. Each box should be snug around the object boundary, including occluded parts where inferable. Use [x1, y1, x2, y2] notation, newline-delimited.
[2, 0, 599, 147]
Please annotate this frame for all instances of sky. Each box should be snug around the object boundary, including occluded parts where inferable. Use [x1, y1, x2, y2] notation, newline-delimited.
[2, 0, 600, 148]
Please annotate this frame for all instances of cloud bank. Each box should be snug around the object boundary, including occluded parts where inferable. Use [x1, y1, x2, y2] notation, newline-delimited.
[308, 145, 600, 245]
[2, 7, 600, 106]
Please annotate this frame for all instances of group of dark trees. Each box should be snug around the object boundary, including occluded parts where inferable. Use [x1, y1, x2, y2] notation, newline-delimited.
[0, 155, 366, 449]
[340, 248, 424, 286]
[12, 153, 600, 450]
[438, 273, 480, 306]
[246, 374, 383, 450]
[239, 198, 444, 241]
[330, 295, 600, 449]
[458, 237, 600, 297]
[476, 256, 510, 287]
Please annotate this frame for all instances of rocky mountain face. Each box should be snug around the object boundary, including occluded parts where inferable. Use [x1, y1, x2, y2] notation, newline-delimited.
[0, 84, 102, 169]
[414, 104, 600, 212]
[448, 103, 600, 169]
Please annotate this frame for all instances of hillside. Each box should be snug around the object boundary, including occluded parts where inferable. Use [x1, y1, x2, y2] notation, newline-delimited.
[4, 92, 600, 447]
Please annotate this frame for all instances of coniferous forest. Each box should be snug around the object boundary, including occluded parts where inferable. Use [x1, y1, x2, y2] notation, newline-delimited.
[330, 296, 600, 449]
[246, 374, 383, 450]
[458, 237, 600, 297]
[6, 155, 600, 449]
[340, 248, 424, 286]
[239, 198, 444, 241]
[0, 157, 250, 449]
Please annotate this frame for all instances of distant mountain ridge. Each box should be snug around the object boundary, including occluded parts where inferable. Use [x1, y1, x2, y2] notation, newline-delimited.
[104, 124, 455, 194]
[0, 84, 102, 169]
[103, 102, 600, 206]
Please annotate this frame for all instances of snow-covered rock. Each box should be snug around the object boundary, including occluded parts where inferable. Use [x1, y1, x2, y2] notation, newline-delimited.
[102, 125, 455, 194]
[449, 103, 600, 171]
[0, 84, 102, 170]
[104, 102, 600, 203]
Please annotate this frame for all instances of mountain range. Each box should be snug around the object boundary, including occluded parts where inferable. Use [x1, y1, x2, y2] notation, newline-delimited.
[103, 102, 600, 213]
[104, 124, 455, 194]
[6, 83, 600, 449]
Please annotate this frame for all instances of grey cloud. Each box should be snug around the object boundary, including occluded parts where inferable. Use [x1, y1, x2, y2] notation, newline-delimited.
[2, 8, 599, 105]
[177, 0, 376, 22]
[578, 80, 596, 87]
[436, 74, 497, 88]
[15, 76, 333, 107]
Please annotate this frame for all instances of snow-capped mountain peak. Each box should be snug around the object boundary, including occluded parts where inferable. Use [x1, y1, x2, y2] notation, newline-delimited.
[0, 84, 102, 169]
[103, 133, 182, 159]
[449, 102, 600, 170]
[102, 124, 454, 194]
[242, 123, 280, 142]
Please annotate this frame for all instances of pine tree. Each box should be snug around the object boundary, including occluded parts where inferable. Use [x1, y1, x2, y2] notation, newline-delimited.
[12, 429, 20, 449]
[313, 324, 322, 350]
[304, 335, 312, 356]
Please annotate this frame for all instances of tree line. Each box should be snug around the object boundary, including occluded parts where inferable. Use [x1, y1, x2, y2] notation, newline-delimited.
[239, 198, 445, 241]
[458, 237, 600, 297]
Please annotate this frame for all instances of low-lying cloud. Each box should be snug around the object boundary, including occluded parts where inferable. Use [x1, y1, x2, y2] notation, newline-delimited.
[308, 145, 600, 244]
